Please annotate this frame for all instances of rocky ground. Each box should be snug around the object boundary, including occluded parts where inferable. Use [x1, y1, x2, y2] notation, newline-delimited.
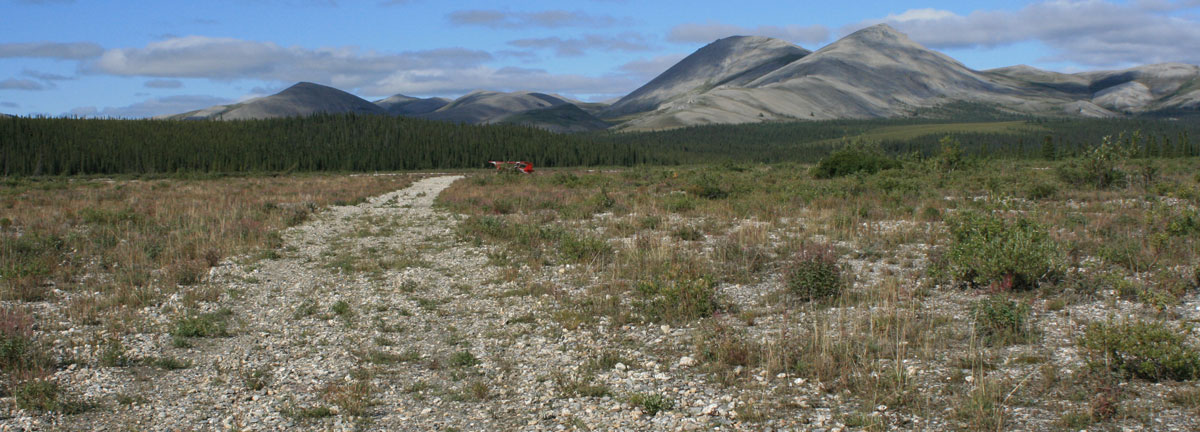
[6, 175, 1199, 431]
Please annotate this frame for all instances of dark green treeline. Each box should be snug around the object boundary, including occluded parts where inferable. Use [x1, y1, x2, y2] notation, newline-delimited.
[1, 114, 652, 176]
[4, 114, 1199, 177]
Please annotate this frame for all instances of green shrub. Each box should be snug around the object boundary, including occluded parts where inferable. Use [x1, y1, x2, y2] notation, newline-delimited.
[1024, 181, 1058, 200]
[450, 351, 479, 368]
[13, 379, 61, 411]
[1078, 320, 1200, 382]
[1, 308, 51, 375]
[934, 135, 966, 173]
[1056, 134, 1133, 188]
[693, 321, 759, 368]
[783, 245, 845, 302]
[629, 392, 674, 416]
[685, 173, 730, 199]
[810, 148, 900, 179]
[170, 308, 233, 338]
[971, 295, 1034, 346]
[942, 211, 1064, 290]
[331, 300, 352, 317]
[633, 277, 720, 323]
[558, 232, 612, 264]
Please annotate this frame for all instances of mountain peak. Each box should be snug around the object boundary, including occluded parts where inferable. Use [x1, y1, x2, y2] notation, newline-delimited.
[604, 34, 809, 117]
[833, 23, 920, 49]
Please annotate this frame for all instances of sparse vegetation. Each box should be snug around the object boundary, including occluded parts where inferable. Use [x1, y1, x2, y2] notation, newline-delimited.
[1078, 319, 1200, 382]
[5, 126, 1200, 429]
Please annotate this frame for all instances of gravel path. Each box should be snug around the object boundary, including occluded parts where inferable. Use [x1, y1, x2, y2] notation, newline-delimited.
[24, 175, 810, 431]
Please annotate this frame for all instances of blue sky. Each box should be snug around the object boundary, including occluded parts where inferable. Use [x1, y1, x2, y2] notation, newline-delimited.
[2, 0, 1199, 118]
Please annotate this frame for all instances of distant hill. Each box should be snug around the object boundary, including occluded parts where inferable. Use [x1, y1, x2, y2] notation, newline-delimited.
[374, 94, 450, 116]
[498, 104, 611, 133]
[603, 35, 809, 119]
[161, 25, 1200, 130]
[162, 82, 386, 120]
[418, 90, 573, 124]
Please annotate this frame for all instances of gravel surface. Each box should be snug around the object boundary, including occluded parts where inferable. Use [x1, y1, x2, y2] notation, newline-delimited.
[7, 175, 1199, 431]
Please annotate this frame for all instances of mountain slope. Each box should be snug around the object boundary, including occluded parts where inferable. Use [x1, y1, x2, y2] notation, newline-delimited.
[167, 82, 386, 120]
[158, 25, 1200, 128]
[418, 91, 573, 124]
[375, 94, 450, 116]
[498, 104, 611, 133]
[604, 36, 809, 118]
[617, 24, 1025, 130]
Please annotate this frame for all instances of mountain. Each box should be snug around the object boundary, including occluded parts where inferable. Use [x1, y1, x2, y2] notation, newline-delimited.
[374, 94, 450, 116]
[164, 82, 386, 120]
[498, 104, 611, 133]
[418, 90, 574, 124]
[615, 24, 1026, 130]
[159, 25, 1200, 130]
[616, 24, 1200, 130]
[603, 35, 810, 119]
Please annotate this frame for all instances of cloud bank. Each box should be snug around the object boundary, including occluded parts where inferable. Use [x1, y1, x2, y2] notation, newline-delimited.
[667, 21, 831, 46]
[855, 1, 1200, 67]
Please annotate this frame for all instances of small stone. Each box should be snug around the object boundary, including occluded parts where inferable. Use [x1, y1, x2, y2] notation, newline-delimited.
[660, 324, 671, 334]
[678, 356, 697, 367]
[614, 362, 627, 371]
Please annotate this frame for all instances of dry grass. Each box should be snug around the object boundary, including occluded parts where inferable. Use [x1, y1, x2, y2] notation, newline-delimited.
[0, 173, 416, 407]
[439, 158, 1200, 429]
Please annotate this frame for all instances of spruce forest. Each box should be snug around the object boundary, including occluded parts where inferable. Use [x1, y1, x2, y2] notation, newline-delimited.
[2, 114, 1200, 177]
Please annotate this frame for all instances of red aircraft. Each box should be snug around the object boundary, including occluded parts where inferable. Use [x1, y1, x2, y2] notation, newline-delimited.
[488, 161, 534, 173]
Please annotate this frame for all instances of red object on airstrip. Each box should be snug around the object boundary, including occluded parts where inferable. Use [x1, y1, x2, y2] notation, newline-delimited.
[488, 161, 534, 173]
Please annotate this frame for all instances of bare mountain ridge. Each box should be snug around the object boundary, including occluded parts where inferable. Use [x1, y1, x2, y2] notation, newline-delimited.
[374, 94, 450, 116]
[164, 82, 386, 120]
[603, 35, 810, 119]
[417, 90, 573, 124]
[163, 24, 1200, 130]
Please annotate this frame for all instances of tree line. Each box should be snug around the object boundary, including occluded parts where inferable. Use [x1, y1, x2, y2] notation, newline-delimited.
[2, 114, 1197, 177]
[0, 114, 654, 176]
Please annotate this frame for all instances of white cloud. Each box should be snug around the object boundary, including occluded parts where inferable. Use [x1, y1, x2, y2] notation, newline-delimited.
[367, 66, 637, 99]
[667, 21, 830, 46]
[68, 95, 233, 118]
[144, 79, 183, 89]
[447, 9, 625, 29]
[508, 33, 653, 56]
[90, 36, 494, 91]
[0, 78, 47, 90]
[0, 41, 103, 59]
[852, 1, 1200, 67]
[618, 54, 688, 82]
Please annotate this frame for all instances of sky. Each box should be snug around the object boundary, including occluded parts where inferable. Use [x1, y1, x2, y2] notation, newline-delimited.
[2, 0, 1200, 118]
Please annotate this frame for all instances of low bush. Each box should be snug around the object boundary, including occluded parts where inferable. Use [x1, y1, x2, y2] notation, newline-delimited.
[629, 392, 674, 416]
[170, 308, 233, 338]
[941, 211, 1064, 291]
[971, 295, 1035, 346]
[632, 277, 720, 324]
[810, 148, 900, 179]
[783, 244, 845, 302]
[1078, 319, 1200, 382]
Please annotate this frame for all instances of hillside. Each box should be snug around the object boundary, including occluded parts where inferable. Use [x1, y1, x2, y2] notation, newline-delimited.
[418, 90, 574, 124]
[159, 25, 1200, 130]
[498, 104, 611, 133]
[603, 35, 810, 119]
[164, 82, 386, 120]
[374, 94, 450, 116]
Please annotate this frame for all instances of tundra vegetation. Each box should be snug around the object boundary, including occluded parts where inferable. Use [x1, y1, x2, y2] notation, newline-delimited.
[438, 133, 1200, 430]
[2, 124, 1199, 429]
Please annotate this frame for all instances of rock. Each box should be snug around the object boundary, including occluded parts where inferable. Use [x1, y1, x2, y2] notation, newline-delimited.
[678, 356, 697, 367]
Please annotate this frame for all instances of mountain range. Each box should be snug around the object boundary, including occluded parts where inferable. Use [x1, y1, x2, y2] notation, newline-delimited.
[164, 24, 1200, 131]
